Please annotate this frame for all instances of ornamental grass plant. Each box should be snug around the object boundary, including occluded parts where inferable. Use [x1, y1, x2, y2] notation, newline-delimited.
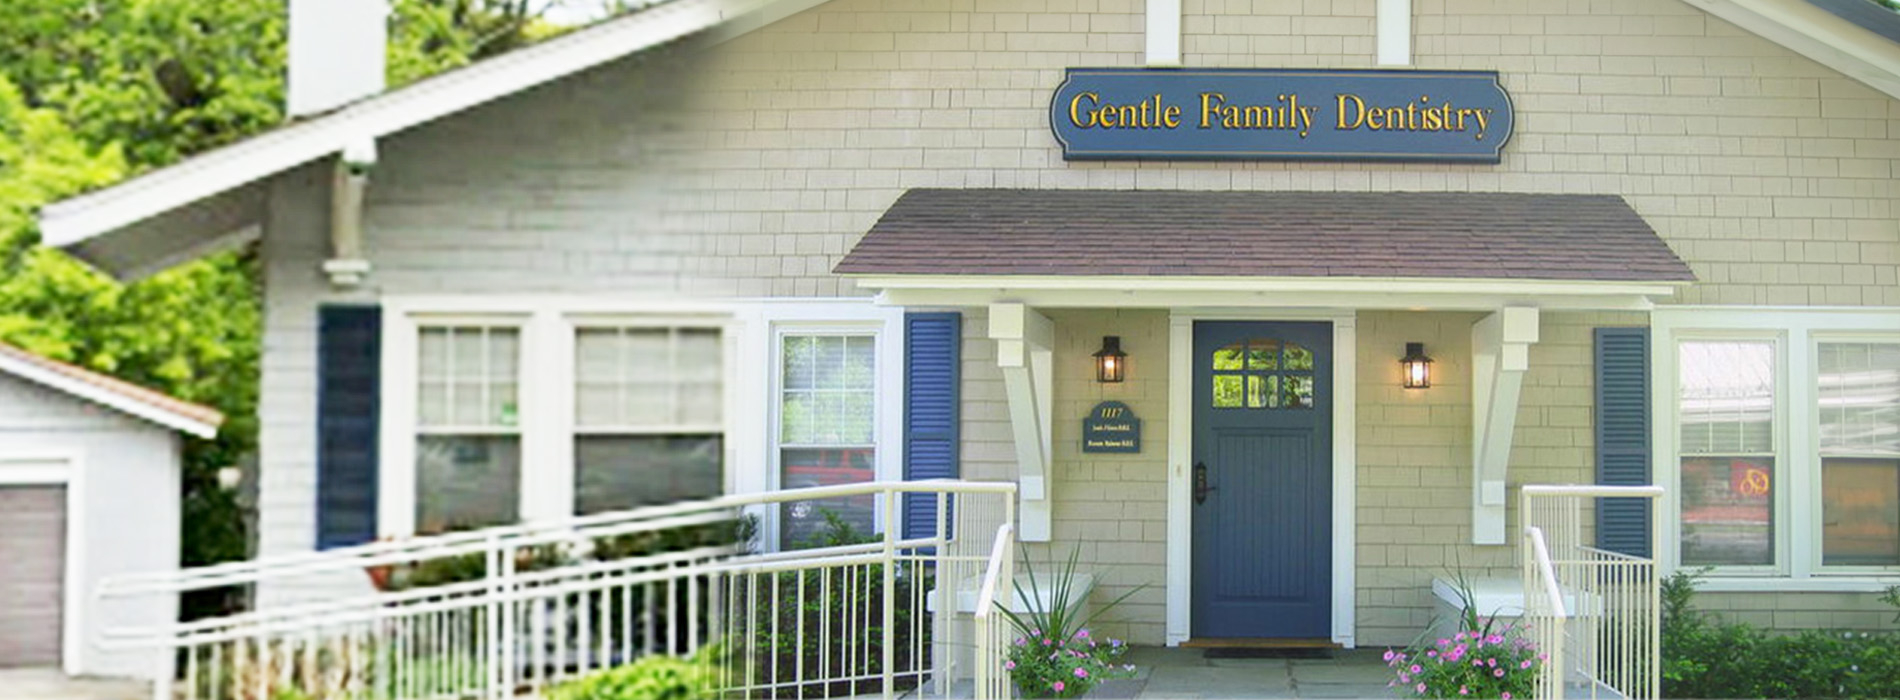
[999, 547, 1143, 698]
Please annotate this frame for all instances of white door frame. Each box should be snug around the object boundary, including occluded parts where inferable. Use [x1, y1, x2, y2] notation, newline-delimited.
[0, 452, 87, 674]
[1165, 310, 1357, 647]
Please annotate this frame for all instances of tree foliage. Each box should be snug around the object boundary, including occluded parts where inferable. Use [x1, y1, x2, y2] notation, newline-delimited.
[0, 0, 603, 617]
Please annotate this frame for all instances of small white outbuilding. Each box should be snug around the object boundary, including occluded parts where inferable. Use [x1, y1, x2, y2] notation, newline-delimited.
[0, 342, 221, 680]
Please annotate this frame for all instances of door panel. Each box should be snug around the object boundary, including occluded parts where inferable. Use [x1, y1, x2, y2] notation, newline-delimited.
[1192, 321, 1331, 639]
[0, 485, 65, 667]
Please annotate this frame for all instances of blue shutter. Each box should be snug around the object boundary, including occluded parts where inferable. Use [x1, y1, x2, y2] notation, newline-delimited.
[317, 306, 381, 549]
[1595, 327, 1652, 557]
[903, 312, 961, 541]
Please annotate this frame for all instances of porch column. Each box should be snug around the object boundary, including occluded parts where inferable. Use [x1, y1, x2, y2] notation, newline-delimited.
[1471, 307, 1539, 544]
[988, 303, 1054, 542]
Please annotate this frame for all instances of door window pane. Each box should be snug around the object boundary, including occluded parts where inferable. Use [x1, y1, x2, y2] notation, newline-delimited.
[1680, 456, 1774, 566]
[416, 435, 520, 534]
[575, 435, 722, 515]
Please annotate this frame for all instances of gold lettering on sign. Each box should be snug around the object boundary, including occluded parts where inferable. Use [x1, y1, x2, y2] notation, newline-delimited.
[1069, 92, 1101, 128]
[1334, 93, 1495, 141]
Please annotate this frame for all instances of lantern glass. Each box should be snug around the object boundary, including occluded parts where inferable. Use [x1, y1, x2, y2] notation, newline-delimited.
[1401, 342, 1433, 389]
[1094, 336, 1127, 383]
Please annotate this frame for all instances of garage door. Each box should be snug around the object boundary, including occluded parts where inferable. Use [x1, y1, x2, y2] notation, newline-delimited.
[0, 486, 64, 667]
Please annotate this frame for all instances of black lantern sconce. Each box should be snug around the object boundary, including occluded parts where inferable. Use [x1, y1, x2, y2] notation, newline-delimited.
[1094, 336, 1128, 383]
[1401, 342, 1433, 389]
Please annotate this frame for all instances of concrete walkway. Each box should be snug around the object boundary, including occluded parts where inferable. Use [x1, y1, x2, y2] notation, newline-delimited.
[0, 670, 146, 700]
[1095, 647, 1395, 699]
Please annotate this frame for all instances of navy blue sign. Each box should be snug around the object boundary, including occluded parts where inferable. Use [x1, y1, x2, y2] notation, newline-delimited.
[1049, 68, 1514, 162]
[1083, 401, 1141, 454]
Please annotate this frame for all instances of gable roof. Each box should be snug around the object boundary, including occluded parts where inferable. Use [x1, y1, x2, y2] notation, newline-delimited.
[38, 0, 825, 277]
[836, 189, 1697, 282]
[34, 0, 1900, 278]
[0, 342, 224, 438]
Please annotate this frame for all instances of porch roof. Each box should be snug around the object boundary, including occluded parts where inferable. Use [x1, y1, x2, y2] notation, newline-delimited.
[837, 189, 1693, 311]
[837, 189, 1694, 282]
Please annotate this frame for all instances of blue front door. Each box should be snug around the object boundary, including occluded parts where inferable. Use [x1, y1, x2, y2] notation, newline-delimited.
[1191, 320, 1332, 639]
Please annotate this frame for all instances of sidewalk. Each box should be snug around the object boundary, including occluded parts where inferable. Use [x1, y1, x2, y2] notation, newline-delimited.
[1095, 647, 1395, 699]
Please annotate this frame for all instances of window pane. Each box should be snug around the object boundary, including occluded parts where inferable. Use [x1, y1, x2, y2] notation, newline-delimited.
[780, 334, 874, 445]
[416, 435, 520, 534]
[421, 326, 520, 428]
[1679, 341, 1775, 455]
[1822, 458, 1900, 566]
[1819, 343, 1900, 457]
[780, 448, 875, 549]
[1284, 374, 1315, 409]
[1246, 339, 1280, 370]
[1284, 343, 1314, 371]
[1679, 456, 1774, 566]
[1213, 345, 1243, 371]
[1246, 375, 1275, 409]
[1213, 375, 1242, 408]
[576, 327, 723, 427]
[575, 435, 722, 515]
[781, 392, 816, 445]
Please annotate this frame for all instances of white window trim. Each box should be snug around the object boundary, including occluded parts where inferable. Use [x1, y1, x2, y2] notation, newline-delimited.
[1653, 306, 1900, 590]
[379, 296, 738, 537]
[735, 299, 905, 551]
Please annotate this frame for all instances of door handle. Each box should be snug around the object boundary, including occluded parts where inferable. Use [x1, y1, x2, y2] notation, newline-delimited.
[1194, 461, 1217, 504]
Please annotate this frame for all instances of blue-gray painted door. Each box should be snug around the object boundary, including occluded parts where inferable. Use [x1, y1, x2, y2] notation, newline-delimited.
[1191, 320, 1332, 639]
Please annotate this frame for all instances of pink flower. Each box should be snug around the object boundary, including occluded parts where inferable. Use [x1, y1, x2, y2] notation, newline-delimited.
[1459, 685, 1470, 695]
[1053, 681, 1066, 693]
[1384, 650, 1398, 662]
[1520, 659, 1533, 670]
[1487, 635, 1504, 645]
[1438, 638, 1452, 647]
[1004, 661, 1015, 670]
[1427, 650, 1438, 658]
[1410, 665, 1422, 674]
[1503, 694, 1513, 700]
[1493, 668, 1505, 678]
[1487, 658, 1497, 667]
[1076, 629, 1091, 639]
[1399, 673, 1412, 683]
[1472, 659, 1484, 667]
[1416, 683, 1427, 693]
[1454, 632, 1466, 641]
[1075, 667, 1089, 679]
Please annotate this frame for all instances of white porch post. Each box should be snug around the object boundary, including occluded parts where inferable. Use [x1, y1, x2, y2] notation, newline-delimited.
[1470, 307, 1539, 544]
[988, 303, 1055, 542]
[1145, 0, 1182, 67]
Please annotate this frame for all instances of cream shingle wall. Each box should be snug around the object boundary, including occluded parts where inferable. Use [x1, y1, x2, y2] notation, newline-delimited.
[251, 0, 1900, 640]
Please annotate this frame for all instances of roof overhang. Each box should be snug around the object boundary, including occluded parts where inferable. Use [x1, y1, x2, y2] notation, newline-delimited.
[0, 345, 223, 438]
[1684, 0, 1900, 101]
[38, 0, 829, 278]
[851, 274, 1688, 312]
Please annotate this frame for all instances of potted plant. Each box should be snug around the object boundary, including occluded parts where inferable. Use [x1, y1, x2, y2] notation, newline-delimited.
[998, 548, 1143, 698]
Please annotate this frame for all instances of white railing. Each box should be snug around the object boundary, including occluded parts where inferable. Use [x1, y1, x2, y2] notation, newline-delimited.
[101, 480, 1017, 700]
[1520, 484, 1664, 700]
[971, 523, 1015, 700]
[1523, 526, 1568, 700]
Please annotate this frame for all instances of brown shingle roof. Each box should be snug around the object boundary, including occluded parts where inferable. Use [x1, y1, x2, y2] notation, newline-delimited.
[0, 341, 224, 435]
[834, 190, 1696, 283]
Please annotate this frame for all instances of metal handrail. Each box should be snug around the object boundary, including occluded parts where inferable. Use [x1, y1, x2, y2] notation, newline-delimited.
[1524, 527, 1567, 619]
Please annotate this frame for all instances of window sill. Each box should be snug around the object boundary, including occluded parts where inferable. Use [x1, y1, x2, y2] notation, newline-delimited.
[1692, 576, 1900, 593]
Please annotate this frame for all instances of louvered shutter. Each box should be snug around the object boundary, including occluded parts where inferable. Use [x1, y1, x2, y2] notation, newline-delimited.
[903, 312, 961, 541]
[1595, 327, 1652, 557]
[317, 306, 382, 549]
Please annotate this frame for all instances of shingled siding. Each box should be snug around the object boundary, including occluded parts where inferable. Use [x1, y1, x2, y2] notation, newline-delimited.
[250, 0, 1900, 636]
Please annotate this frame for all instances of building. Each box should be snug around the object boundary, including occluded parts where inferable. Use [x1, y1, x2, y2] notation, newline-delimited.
[38, 0, 1900, 652]
[0, 343, 220, 676]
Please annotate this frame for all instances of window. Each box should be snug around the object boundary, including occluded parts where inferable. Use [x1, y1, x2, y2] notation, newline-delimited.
[778, 334, 877, 548]
[1210, 338, 1315, 410]
[1818, 343, 1900, 566]
[1677, 340, 1776, 567]
[1659, 308, 1900, 583]
[573, 327, 724, 515]
[415, 326, 521, 533]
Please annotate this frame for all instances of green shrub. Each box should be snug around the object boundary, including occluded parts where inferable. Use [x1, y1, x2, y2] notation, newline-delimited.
[544, 649, 722, 700]
[1661, 569, 1900, 699]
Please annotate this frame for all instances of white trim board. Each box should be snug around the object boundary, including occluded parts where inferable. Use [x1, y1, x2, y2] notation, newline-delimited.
[1164, 309, 1357, 648]
[0, 453, 88, 677]
[861, 276, 1681, 313]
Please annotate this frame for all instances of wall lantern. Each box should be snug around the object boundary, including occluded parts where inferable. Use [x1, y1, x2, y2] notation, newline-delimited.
[1401, 342, 1433, 389]
[1094, 336, 1128, 383]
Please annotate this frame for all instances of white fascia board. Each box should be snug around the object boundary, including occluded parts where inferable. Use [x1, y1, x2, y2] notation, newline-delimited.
[40, 0, 792, 250]
[855, 275, 1683, 311]
[0, 354, 220, 439]
[1684, 0, 1900, 101]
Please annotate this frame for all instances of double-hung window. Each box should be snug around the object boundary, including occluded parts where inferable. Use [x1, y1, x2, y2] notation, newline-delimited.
[776, 333, 878, 548]
[573, 326, 725, 515]
[1659, 309, 1900, 583]
[415, 325, 523, 534]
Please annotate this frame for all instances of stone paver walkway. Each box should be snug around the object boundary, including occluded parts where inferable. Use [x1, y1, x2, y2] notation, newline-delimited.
[0, 669, 146, 700]
[1095, 647, 1395, 699]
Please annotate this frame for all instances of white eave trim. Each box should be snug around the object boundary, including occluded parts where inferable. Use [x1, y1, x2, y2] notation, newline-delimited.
[0, 353, 220, 438]
[1684, 0, 1900, 101]
[39, 0, 797, 249]
[850, 274, 1686, 311]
